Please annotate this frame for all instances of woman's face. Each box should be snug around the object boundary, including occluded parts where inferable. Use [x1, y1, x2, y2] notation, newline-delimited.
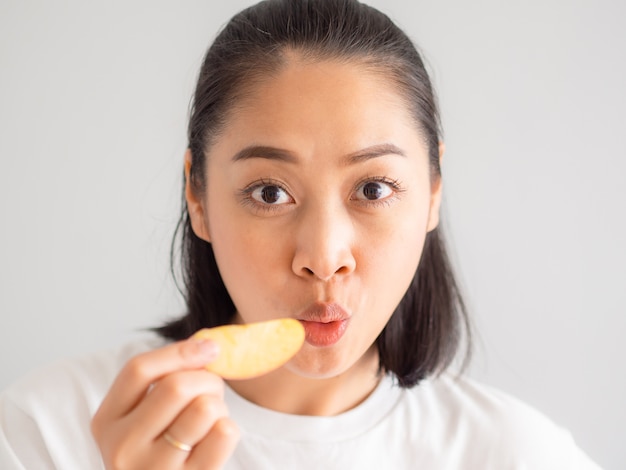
[187, 58, 442, 379]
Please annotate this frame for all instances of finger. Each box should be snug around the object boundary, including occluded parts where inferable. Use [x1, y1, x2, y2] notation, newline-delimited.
[97, 338, 219, 420]
[127, 370, 224, 440]
[92, 371, 224, 470]
[155, 394, 230, 467]
[187, 417, 240, 470]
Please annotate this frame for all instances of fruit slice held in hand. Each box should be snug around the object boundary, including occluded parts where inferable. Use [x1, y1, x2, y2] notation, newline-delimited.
[192, 318, 305, 380]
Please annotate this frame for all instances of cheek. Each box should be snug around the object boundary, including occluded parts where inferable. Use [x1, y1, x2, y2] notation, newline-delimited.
[363, 223, 426, 284]
[358, 196, 431, 296]
[361, 190, 431, 259]
[208, 208, 293, 318]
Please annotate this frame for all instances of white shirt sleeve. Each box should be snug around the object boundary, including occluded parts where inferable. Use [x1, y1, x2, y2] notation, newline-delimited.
[0, 393, 57, 469]
[0, 335, 162, 470]
[0, 358, 107, 469]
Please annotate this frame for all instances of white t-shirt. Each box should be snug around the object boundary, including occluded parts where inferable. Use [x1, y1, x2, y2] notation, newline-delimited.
[0, 335, 601, 469]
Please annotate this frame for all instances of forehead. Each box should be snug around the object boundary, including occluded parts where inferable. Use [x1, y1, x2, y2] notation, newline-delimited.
[210, 58, 426, 161]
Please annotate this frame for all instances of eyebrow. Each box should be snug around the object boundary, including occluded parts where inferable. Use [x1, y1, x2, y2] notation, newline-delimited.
[231, 143, 406, 164]
[343, 143, 407, 164]
[231, 146, 297, 163]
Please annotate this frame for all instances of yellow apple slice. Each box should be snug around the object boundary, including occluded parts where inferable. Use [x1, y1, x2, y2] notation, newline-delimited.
[192, 318, 305, 380]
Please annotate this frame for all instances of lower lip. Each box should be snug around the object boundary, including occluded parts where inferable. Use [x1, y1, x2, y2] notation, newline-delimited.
[299, 319, 349, 347]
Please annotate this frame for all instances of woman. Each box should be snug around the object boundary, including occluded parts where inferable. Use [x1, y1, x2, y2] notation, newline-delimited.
[0, 0, 601, 468]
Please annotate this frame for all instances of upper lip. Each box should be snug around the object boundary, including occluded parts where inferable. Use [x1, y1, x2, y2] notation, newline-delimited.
[297, 302, 350, 323]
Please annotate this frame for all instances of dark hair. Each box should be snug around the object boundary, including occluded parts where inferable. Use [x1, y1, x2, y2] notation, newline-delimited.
[156, 0, 471, 387]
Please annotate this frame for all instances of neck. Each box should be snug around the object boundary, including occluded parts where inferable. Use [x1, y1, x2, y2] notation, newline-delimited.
[226, 345, 381, 416]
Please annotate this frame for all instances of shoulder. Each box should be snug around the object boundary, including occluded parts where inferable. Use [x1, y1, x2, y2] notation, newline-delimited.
[0, 334, 166, 469]
[396, 374, 601, 469]
[2, 333, 164, 412]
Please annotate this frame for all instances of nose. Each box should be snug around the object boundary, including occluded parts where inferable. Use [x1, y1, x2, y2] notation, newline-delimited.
[291, 203, 356, 281]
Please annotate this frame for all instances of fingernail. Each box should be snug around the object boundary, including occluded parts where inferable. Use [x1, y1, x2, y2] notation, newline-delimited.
[186, 338, 220, 362]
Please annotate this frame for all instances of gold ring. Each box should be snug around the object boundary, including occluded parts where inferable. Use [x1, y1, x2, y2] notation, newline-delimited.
[163, 431, 193, 452]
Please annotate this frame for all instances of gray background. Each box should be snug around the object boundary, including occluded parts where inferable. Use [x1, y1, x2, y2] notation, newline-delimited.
[0, 1, 623, 468]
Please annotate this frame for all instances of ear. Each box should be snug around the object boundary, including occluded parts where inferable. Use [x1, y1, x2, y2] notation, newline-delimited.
[426, 141, 445, 232]
[184, 149, 211, 242]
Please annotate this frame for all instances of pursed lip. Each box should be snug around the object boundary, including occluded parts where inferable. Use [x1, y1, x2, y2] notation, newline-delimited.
[297, 301, 350, 322]
[297, 302, 351, 347]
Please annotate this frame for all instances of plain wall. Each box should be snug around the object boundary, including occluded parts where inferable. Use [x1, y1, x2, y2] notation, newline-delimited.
[0, 1, 623, 468]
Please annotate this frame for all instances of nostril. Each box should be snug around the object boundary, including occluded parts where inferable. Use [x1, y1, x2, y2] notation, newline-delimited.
[334, 265, 350, 275]
[301, 264, 351, 281]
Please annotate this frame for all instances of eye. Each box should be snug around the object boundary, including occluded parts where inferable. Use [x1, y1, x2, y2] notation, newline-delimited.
[353, 179, 395, 201]
[250, 184, 292, 205]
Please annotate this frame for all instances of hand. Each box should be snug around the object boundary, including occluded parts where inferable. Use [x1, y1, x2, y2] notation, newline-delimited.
[91, 338, 240, 469]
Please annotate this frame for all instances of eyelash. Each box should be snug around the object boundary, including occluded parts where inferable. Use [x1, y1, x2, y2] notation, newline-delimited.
[239, 178, 292, 214]
[352, 176, 406, 208]
[239, 176, 406, 214]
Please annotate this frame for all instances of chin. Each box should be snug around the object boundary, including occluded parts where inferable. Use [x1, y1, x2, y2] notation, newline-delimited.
[285, 348, 353, 379]
[285, 341, 379, 380]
